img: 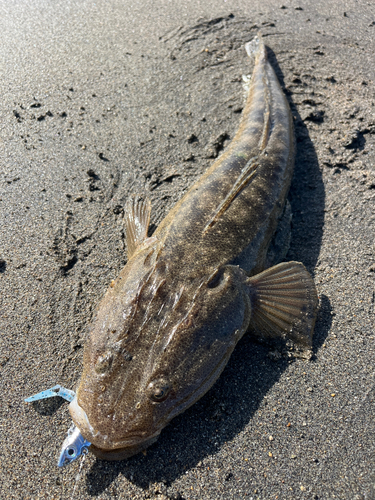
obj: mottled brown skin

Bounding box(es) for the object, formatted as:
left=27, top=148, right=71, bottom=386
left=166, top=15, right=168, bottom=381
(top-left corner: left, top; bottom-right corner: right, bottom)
left=69, top=37, right=316, bottom=460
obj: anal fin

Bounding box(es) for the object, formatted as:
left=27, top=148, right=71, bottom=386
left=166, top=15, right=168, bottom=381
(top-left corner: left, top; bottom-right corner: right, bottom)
left=246, top=261, right=318, bottom=353
left=125, top=195, right=152, bottom=259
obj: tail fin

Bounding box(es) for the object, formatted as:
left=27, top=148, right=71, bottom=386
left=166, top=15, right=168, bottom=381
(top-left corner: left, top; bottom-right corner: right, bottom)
left=245, top=33, right=266, bottom=62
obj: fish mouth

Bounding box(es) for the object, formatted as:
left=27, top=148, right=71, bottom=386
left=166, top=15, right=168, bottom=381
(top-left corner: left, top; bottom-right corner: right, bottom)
left=68, top=397, right=161, bottom=452
left=89, top=433, right=160, bottom=460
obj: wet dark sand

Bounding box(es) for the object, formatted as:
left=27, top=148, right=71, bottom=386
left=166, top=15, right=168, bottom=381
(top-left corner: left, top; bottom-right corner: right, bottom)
left=1, top=1, right=374, bottom=498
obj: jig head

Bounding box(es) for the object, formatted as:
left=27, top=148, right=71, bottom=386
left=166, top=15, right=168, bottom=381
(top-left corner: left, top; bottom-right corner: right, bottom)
left=25, top=385, right=91, bottom=467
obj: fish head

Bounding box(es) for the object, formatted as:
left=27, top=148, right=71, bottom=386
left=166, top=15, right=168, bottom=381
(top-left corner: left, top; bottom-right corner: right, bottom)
left=70, top=257, right=251, bottom=460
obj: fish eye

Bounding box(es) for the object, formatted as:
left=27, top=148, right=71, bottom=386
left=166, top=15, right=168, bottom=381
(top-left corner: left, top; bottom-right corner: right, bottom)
left=147, top=379, right=170, bottom=402
left=207, top=268, right=227, bottom=289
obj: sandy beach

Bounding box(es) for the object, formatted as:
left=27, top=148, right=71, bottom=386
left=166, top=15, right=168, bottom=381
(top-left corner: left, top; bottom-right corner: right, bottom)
left=1, top=1, right=374, bottom=498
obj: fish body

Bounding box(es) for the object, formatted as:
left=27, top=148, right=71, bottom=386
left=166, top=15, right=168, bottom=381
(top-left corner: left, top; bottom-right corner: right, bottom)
left=69, top=35, right=318, bottom=460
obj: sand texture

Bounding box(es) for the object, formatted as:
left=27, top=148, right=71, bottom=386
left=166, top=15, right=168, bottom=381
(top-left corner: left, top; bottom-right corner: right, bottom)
left=1, top=1, right=374, bottom=498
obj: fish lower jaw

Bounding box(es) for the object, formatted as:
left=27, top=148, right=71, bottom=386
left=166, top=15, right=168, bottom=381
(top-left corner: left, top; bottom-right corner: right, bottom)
left=68, top=397, right=161, bottom=458
left=83, top=429, right=161, bottom=452
left=89, top=434, right=160, bottom=461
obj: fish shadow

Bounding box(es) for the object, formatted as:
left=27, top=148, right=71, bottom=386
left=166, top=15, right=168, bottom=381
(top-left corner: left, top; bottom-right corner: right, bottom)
left=85, top=295, right=331, bottom=496
left=85, top=298, right=332, bottom=496
left=266, top=46, right=324, bottom=274
left=84, top=339, right=291, bottom=495
left=84, top=44, right=331, bottom=496
left=265, top=47, right=332, bottom=354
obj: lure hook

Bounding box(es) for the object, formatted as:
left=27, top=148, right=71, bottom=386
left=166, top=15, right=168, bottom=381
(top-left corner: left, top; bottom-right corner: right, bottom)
left=25, top=385, right=91, bottom=466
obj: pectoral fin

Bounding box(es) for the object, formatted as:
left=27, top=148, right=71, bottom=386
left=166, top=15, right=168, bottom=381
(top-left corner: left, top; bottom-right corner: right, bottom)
left=125, top=195, right=152, bottom=259
left=246, top=261, right=318, bottom=351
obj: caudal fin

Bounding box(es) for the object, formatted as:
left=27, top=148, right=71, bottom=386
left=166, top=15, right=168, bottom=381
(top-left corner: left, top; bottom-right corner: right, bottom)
left=245, top=33, right=266, bottom=61
left=246, top=261, right=318, bottom=352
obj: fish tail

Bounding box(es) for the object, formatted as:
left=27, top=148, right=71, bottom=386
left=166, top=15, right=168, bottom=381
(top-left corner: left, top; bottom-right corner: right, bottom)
left=245, top=33, right=266, bottom=62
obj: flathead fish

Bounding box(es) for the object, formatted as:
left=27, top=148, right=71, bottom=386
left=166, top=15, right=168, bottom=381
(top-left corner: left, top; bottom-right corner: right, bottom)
left=27, top=34, right=318, bottom=463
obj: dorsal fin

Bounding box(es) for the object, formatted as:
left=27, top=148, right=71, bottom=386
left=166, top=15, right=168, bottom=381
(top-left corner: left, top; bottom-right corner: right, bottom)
left=125, top=195, right=152, bottom=259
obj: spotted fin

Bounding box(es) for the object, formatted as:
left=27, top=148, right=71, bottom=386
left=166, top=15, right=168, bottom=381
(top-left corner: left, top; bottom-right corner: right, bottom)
left=125, top=195, right=152, bottom=259
left=246, top=261, right=318, bottom=351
